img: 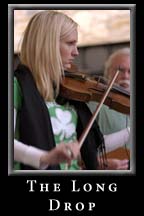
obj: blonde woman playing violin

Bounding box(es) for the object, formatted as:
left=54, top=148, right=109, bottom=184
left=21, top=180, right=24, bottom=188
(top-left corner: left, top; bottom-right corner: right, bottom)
left=14, top=11, right=129, bottom=170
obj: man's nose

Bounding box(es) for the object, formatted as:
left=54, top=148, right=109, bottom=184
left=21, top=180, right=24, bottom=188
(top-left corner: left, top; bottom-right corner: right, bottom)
left=123, top=70, right=130, bottom=79
left=120, top=68, right=130, bottom=79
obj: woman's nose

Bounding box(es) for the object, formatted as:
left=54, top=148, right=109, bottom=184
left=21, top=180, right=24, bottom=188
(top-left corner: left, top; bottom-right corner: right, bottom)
left=72, top=46, right=79, bottom=56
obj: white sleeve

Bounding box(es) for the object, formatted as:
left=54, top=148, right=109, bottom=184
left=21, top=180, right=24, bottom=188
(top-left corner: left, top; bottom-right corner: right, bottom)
left=104, top=127, right=130, bottom=153
left=14, top=108, right=48, bottom=169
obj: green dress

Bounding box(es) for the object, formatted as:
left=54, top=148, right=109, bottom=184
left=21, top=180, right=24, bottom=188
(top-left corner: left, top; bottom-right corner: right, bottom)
left=14, top=77, right=79, bottom=170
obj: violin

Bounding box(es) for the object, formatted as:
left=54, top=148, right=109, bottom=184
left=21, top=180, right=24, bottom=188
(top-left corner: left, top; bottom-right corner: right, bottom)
left=60, top=70, right=130, bottom=115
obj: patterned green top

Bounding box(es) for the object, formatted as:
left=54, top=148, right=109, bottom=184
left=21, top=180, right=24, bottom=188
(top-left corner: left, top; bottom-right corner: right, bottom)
left=14, top=77, right=80, bottom=170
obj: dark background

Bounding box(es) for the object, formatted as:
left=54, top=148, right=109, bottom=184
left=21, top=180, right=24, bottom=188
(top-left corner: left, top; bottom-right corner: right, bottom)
left=2, top=2, right=143, bottom=216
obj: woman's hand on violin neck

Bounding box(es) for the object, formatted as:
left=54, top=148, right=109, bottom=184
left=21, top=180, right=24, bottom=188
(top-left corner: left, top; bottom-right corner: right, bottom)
left=40, top=141, right=80, bottom=166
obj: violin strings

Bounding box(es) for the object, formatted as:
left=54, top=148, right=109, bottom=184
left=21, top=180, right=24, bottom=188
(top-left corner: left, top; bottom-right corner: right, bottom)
left=101, top=141, right=108, bottom=169
left=98, top=140, right=108, bottom=169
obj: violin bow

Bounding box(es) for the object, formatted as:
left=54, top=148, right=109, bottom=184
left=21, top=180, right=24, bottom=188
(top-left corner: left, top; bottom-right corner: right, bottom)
left=79, top=68, right=120, bottom=148
left=64, top=69, right=120, bottom=170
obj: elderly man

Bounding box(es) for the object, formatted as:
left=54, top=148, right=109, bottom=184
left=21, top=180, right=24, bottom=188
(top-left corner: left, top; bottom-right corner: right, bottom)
left=88, top=48, right=131, bottom=170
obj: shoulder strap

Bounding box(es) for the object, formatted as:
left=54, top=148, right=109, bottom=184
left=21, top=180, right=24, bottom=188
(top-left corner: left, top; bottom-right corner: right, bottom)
left=14, top=64, right=60, bottom=170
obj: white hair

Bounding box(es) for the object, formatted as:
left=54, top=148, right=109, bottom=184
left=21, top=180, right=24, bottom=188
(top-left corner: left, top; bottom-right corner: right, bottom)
left=104, top=47, right=130, bottom=78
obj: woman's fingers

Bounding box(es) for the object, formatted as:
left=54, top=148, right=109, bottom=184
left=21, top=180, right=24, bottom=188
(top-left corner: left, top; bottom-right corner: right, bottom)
left=43, top=141, right=80, bottom=166
left=65, top=141, right=80, bottom=159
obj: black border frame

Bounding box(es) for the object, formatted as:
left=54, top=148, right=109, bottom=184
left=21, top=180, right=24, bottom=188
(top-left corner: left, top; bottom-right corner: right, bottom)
left=8, top=4, right=136, bottom=176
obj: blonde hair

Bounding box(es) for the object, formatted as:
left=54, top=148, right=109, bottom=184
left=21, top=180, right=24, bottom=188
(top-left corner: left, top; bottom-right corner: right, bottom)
left=20, top=10, right=78, bottom=100
left=104, top=48, right=130, bottom=79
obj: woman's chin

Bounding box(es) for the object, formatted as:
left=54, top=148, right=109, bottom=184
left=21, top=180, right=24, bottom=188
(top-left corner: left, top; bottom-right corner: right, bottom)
left=63, top=63, right=72, bottom=70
